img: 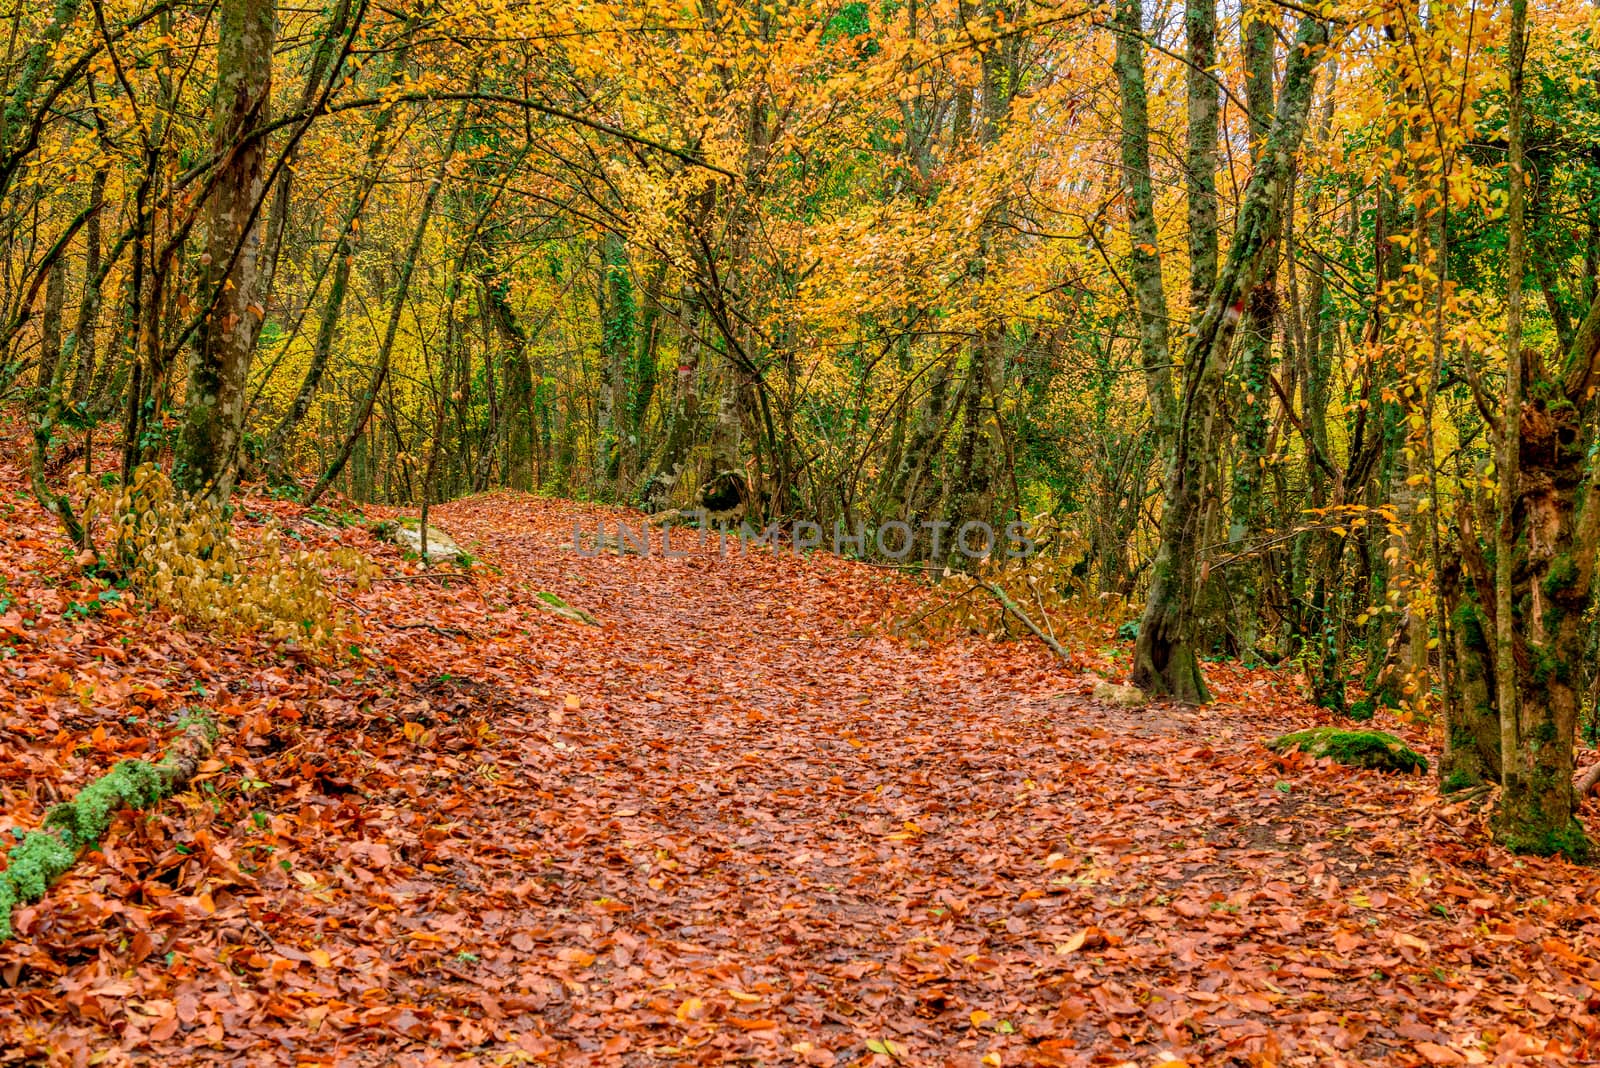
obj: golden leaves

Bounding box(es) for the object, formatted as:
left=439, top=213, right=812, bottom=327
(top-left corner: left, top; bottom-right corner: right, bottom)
left=75, top=466, right=373, bottom=651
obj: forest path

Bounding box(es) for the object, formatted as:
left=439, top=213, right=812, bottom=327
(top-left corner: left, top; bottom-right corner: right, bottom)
left=4, top=488, right=1590, bottom=1067
left=388, top=493, right=1508, bottom=1067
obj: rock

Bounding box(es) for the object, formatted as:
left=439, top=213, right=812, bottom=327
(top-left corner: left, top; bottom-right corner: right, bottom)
left=1093, top=680, right=1147, bottom=708
left=533, top=591, right=598, bottom=626
left=1268, top=726, right=1428, bottom=774
left=373, top=518, right=465, bottom=563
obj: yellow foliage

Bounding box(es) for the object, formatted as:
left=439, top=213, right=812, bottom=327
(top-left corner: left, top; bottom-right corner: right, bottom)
left=75, top=467, right=378, bottom=651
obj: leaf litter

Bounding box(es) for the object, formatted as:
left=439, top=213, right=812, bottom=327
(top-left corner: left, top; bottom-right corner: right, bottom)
left=0, top=468, right=1596, bottom=1066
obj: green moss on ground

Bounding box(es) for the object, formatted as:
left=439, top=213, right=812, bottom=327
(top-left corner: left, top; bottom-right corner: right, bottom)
left=0, top=714, right=215, bottom=940
left=1268, top=726, right=1428, bottom=774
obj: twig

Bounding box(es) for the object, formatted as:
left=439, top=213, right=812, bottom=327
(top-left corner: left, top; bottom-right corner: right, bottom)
left=975, top=580, right=1075, bottom=667
left=385, top=622, right=475, bottom=639
left=894, top=583, right=983, bottom=633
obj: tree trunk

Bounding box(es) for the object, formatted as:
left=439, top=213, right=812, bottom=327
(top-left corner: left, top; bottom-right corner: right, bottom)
left=640, top=294, right=704, bottom=512
left=1223, top=10, right=1280, bottom=653
left=595, top=232, right=634, bottom=491
left=1112, top=0, right=1177, bottom=441
left=1133, top=14, right=1330, bottom=702
left=1184, top=0, right=1218, bottom=315
left=172, top=0, right=275, bottom=500
left=66, top=167, right=107, bottom=404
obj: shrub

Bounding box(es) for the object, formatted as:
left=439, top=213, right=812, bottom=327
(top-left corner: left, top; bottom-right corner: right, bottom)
left=76, top=466, right=377, bottom=650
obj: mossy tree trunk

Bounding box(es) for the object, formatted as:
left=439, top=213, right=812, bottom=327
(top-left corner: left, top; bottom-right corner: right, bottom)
left=595, top=232, right=635, bottom=492
left=1487, top=0, right=1595, bottom=858
left=1223, top=9, right=1279, bottom=655
left=1439, top=540, right=1501, bottom=791
left=1112, top=0, right=1177, bottom=443
left=1132, top=14, right=1330, bottom=702
left=172, top=0, right=275, bottom=500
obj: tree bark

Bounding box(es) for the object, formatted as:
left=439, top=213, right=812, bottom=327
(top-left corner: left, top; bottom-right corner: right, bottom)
left=1113, top=0, right=1176, bottom=441
left=1133, top=14, right=1330, bottom=702
left=172, top=0, right=275, bottom=500
left=1184, top=0, right=1218, bottom=315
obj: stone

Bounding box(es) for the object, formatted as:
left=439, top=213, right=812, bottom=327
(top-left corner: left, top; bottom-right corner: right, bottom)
left=1093, top=680, right=1147, bottom=708
left=1268, top=727, right=1428, bottom=774
left=373, top=518, right=464, bottom=563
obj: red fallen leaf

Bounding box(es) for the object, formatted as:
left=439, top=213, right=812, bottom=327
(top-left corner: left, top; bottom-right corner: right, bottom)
left=727, top=1016, right=781, bottom=1030
left=1413, top=1041, right=1466, bottom=1065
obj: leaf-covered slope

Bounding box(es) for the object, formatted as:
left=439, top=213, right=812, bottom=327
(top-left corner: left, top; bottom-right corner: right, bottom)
left=0, top=458, right=1596, bottom=1064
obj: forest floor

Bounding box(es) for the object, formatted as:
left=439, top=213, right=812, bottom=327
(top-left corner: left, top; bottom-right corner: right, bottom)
left=1, top=454, right=1598, bottom=1066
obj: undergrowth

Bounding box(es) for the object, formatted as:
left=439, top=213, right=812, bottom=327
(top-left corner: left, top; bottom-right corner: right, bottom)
left=884, top=516, right=1101, bottom=645
left=75, top=466, right=378, bottom=650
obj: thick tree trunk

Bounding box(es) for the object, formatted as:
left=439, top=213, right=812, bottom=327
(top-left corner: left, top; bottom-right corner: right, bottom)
left=172, top=0, right=275, bottom=500
left=1494, top=382, right=1590, bottom=856
left=640, top=295, right=704, bottom=513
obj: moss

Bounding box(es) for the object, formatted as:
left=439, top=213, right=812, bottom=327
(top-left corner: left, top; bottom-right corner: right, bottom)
left=1347, top=696, right=1376, bottom=721
left=1542, top=553, right=1578, bottom=597
left=42, top=760, right=166, bottom=849
left=1268, top=727, right=1428, bottom=774
left=1, top=714, right=213, bottom=940
left=1451, top=603, right=1486, bottom=647
left=1442, top=769, right=1477, bottom=794
left=1496, top=819, right=1591, bottom=863
left=1529, top=646, right=1570, bottom=686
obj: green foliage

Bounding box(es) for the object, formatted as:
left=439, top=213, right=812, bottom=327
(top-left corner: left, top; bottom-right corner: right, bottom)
left=1268, top=727, right=1428, bottom=774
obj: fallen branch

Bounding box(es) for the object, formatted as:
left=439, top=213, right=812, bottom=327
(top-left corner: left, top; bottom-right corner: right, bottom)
left=1578, top=762, right=1600, bottom=799
left=386, top=622, right=475, bottom=638
left=976, top=580, right=1075, bottom=667
left=893, top=582, right=983, bottom=634
left=0, top=712, right=217, bottom=940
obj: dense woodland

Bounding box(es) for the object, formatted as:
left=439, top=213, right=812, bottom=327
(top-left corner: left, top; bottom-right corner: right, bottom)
left=3, top=0, right=1600, bottom=873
